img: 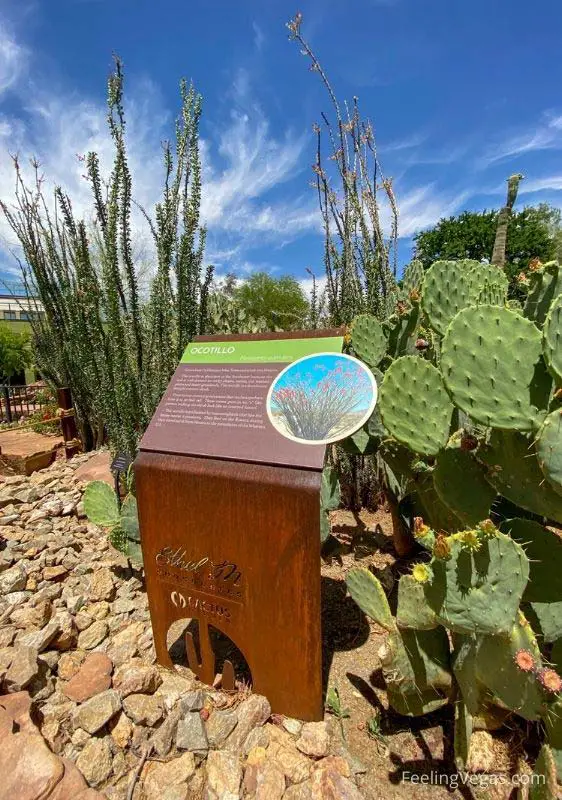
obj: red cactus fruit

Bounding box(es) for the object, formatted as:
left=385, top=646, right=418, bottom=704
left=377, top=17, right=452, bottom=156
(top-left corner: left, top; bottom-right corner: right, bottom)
left=415, top=338, right=429, bottom=350
left=537, top=668, right=562, bottom=694
left=513, top=649, right=536, bottom=673
left=460, top=433, right=478, bottom=451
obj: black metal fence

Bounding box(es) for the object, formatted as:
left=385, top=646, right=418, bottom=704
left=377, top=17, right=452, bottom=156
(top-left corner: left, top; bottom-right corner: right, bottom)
left=1, top=385, right=48, bottom=423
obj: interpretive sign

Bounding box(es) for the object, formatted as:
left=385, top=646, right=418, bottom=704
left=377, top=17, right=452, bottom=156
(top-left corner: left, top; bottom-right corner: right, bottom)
left=139, top=333, right=345, bottom=469
left=135, top=329, right=366, bottom=721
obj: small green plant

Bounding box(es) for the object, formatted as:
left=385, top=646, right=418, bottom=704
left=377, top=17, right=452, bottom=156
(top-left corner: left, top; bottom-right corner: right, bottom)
left=83, top=480, right=142, bottom=565
left=366, top=711, right=388, bottom=751
left=326, top=686, right=350, bottom=740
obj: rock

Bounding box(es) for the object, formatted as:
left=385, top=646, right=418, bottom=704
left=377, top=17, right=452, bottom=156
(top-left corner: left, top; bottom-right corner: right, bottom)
left=48, top=757, right=88, bottom=799
left=111, top=598, right=135, bottom=615
left=271, top=743, right=311, bottom=784
left=75, top=612, right=94, bottom=632
left=467, top=731, right=496, bottom=773
left=123, top=693, right=163, bottom=726
left=205, top=750, right=242, bottom=798
left=113, top=658, right=161, bottom=697
left=255, top=760, right=285, bottom=800
left=282, top=717, right=303, bottom=736
left=156, top=673, right=194, bottom=711
left=88, top=569, right=115, bottom=602
left=0, top=690, right=35, bottom=733
left=0, top=706, right=13, bottom=737
left=313, top=756, right=351, bottom=779
left=161, top=786, right=190, bottom=800
left=64, top=652, right=113, bottom=702
left=77, top=620, right=108, bottom=650
left=11, top=598, right=52, bottom=629
left=283, top=782, right=314, bottom=800
left=0, top=732, right=64, bottom=800
left=150, top=708, right=181, bottom=757
left=0, top=564, right=27, bottom=594
left=51, top=612, right=78, bottom=650
left=43, top=566, right=68, bottom=582
left=179, top=689, right=205, bottom=712
left=106, top=640, right=138, bottom=667
left=108, top=711, right=133, bottom=749
left=224, top=694, right=271, bottom=753
left=296, top=721, right=330, bottom=758
left=74, top=452, right=113, bottom=486
left=73, top=689, right=121, bottom=734
left=4, top=646, right=39, bottom=691
left=111, top=621, right=145, bottom=647
left=65, top=595, right=85, bottom=614
left=206, top=709, right=238, bottom=748
left=75, top=736, right=113, bottom=787
left=19, top=620, right=61, bottom=653
left=310, top=766, right=364, bottom=799
left=58, top=651, right=86, bottom=680
left=243, top=725, right=270, bottom=755
left=176, top=711, right=208, bottom=754
left=142, top=752, right=196, bottom=800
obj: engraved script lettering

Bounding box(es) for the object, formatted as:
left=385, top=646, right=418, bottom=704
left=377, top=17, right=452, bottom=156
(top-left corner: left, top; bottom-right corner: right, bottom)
left=169, top=590, right=231, bottom=622
left=155, top=547, right=244, bottom=602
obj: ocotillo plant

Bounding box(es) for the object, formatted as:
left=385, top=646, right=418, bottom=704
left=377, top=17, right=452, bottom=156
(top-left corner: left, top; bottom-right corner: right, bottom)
left=1, top=58, right=212, bottom=457
left=287, top=12, right=398, bottom=325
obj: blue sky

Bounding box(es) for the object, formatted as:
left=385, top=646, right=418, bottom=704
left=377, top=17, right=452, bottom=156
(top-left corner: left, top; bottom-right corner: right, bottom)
left=0, top=0, right=561, bottom=294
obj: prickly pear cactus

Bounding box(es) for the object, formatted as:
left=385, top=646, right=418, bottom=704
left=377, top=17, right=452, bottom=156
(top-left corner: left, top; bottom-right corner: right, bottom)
left=542, top=292, right=562, bottom=382
left=536, top=410, right=562, bottom=498
left=475, top=613, right=545, bottom=720
left=396, top=573, right=438, bottom=630
left=346, top=568, right=395, bottom=632
left=421, top=259, right=480, bottom=336
left=479, top=429, right=562, bottom=523
left=379, top=356, right=453, bottom=456
left=351, top=314, right=387, bottom=367
left=528, top=744, right=559, bottom=799
left=524, top=261, right=562, bottom=326
left=83, top=481, right=120, bottom=527
left=423, top=529, right=530, bottom=635
left=441, top=305, right=551, bottom=431
left=433, top=445, right=496, bottom=527
left=402, top=259, right=424, bottom=296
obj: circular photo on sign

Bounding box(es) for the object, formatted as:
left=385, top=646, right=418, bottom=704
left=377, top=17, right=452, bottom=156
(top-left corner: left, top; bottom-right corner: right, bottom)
left=266, top=353, right=377, bottom=445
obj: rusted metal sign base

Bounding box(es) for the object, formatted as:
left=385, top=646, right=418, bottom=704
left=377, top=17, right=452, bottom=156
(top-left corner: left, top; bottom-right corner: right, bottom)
left=135, top=451, right=323, bottom=721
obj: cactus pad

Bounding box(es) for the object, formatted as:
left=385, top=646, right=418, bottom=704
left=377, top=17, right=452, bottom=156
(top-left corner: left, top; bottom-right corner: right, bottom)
left=346, top=568, right=395, bottom=632
left=402, top=259, right=425, bottom=295
left=83, top=481, right=120, bottom=528
left=421, top=259, right=480, bottom=336
left=433, top=446, right=496, bottom=527
left=537, top=410, right=562, bottom=497
left=500, top=518, right=562, bottom=604
left=479, top=429, right=562, bottom=523
left=396, top=574, right=438, bottom=630
left=441, top=305, right=551, bottom=431
left=524, top=262, right=562, bottom=326
left=383, top=627, right=452, bottom=696
left=529, top=744, right=559, bottom=798
left=525, top=601, right=562, bottom=644
left=424, top=531, right=529, bottom=635
left=384, top=305, right=420, bottom=358
left=476, top=275, right=508, bottom=306
left=351, top=314, right=387, bottom=367
left=544, top=698, right=562, bottom=784
left=415, top=473, right=464, bottom=533
left=379, top=356, right=453, bottom=456
left=454, top=701, right=472, bottom=770
left=542, top=292, right=562, bottom=383
left=475, top=614, right=544, bottom=721
left=386, top=686, right=449, bottom=717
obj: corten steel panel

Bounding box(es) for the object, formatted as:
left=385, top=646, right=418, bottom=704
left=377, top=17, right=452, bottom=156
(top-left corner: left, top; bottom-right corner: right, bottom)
left=135, top=451, right=324, bottom=721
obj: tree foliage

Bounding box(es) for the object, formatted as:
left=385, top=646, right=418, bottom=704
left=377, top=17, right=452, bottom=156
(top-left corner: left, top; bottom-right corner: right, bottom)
left=414, top=205, right=560, bottom=270
left=233, top=272, right=310, bottom=331
left=0, top=324, right=30, bottom=382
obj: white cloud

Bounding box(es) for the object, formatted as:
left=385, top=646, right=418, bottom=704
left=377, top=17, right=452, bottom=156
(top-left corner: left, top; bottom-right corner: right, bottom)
left=482, top=113, right=562, bottom=165
left=518, top=175, right=562, bottom=195
left=252, top=22, right=265, bottom=52
left=0, top=23, right=25, bottom=95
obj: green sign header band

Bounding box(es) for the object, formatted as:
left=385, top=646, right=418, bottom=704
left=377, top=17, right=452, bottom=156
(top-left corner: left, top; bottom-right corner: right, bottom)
left=181, top=336, right=344, bottom=364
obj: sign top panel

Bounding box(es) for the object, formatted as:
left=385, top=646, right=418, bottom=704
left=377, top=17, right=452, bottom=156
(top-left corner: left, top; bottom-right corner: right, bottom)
left=139, top=330, right=345, bottom=471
